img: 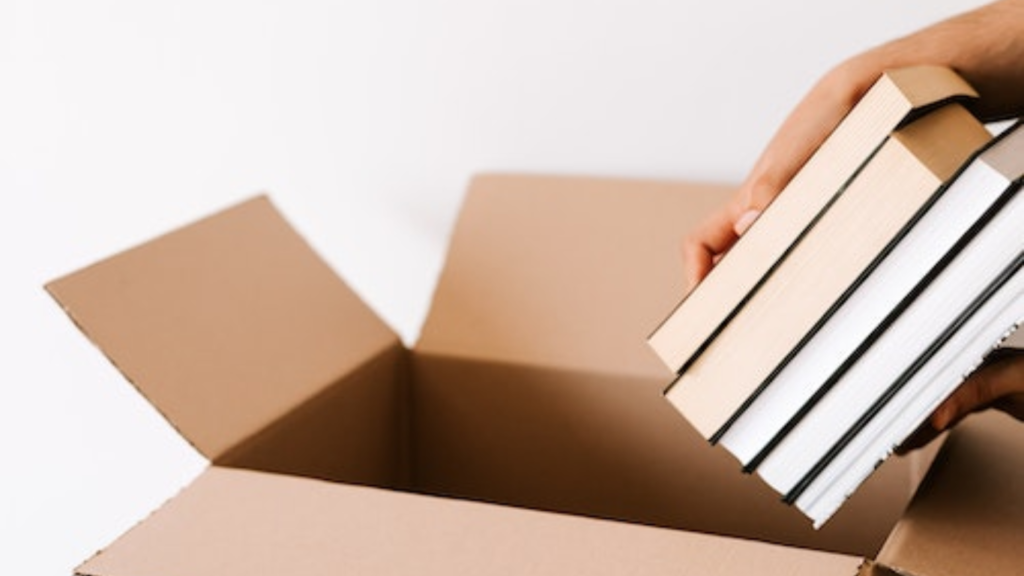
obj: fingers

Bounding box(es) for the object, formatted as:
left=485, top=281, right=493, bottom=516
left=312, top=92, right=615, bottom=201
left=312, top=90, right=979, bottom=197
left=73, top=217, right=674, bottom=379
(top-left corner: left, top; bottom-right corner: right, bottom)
left=733, top=209, right=761, bottom=237
left=682, top=206, right=740, bottom=291
left=896, top=350, right=1024, bottom=454
left=894, top=420, right=943, bottom=455
left=737, top=61, right=873, bottom=207
left=930, top=348, right=1024, bottom=430
left=681, top=59, right=877, bottom=290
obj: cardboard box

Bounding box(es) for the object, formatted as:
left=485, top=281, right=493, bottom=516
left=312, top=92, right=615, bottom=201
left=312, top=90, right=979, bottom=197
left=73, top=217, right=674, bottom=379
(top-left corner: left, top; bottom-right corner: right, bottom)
left=48, top=175, right=1023, bottom=575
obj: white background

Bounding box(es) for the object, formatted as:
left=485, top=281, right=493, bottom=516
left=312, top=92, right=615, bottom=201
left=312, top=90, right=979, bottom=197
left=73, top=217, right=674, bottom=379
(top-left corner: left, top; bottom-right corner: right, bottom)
left=0, top=0, right=987, bottom=573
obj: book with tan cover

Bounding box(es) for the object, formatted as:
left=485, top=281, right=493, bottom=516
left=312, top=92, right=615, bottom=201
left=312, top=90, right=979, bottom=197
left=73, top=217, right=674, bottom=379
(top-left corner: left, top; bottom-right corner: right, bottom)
left=664, top=103, right=991, bottom=440
left=648, top=67, right=976, bottom=374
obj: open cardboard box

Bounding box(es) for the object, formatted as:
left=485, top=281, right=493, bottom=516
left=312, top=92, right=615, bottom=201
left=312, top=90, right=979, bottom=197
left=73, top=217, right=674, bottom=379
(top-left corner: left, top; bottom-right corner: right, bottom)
left=48, top=175, right=1024, bottom=575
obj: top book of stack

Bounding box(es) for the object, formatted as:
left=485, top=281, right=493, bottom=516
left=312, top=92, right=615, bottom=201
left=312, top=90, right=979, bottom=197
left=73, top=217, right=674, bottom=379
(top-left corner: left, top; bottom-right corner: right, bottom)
left=668, top=101, right=992, bottom=440
left=647, top=66, right=977, bottom=377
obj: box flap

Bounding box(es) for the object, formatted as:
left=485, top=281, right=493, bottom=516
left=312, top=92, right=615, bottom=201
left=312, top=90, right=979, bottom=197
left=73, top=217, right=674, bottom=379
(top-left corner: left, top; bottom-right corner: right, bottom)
left=417, top=174, right=732, bottom=377
left=875, top=412, right=1024, bottom=576
left=77, top=466, right=865, bottom=576
left=47, top=196, right=399, bottom=461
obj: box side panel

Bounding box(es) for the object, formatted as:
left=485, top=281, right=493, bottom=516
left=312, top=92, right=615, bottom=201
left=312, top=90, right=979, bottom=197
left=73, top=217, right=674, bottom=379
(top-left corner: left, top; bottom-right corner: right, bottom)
left=416, top=174, right=732, bottom=377
left=216, top=342, right=411, bottom=489
left=46, top=196, right=399, bottom=460
left=877, top=411, right=1024, bottom=576
left=76, top=467, right=863, bottom=576
left=411, top=352, right=921, bottom=557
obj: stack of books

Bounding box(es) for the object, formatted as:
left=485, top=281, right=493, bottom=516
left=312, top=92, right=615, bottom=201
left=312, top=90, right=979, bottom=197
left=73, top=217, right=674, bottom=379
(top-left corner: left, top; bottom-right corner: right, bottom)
left=648, top=65, right=1024, bottom=528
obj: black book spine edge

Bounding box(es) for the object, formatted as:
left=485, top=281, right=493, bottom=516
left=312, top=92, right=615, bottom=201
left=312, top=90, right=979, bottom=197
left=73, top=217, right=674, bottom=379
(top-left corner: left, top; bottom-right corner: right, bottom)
left=716, top=173, right=953, bottom=449
left=719, top=124, right=1022, bottom=454
left=784, top=248, right=1024, bottom=504
left=741, top=183, right=1019, bottom=470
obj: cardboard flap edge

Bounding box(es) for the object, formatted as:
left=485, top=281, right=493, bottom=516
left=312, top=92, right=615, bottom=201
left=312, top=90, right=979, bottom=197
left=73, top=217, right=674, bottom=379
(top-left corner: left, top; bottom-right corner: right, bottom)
left=417, top=173, right=732, bottom=375
left=47, top=195, right=400, bottom=459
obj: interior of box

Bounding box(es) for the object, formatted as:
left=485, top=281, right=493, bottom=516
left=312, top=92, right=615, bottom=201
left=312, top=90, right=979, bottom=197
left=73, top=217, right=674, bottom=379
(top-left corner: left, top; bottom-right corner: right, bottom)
left=48, top=175, right=941, bottom=566
left=410, top=351, right=929, bottom=556
left=406, top=174, right=934, bottom=556
left=875, top=411, right=1024, bottom=576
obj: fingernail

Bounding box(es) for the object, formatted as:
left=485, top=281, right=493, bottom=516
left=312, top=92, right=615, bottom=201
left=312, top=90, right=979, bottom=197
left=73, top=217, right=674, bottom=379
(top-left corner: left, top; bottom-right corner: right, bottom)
left=734, top=209, right=761, bottom=236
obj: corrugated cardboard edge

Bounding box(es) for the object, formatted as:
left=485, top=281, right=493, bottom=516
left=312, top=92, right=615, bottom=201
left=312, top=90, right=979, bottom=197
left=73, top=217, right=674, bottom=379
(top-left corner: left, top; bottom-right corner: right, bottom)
left=73, top=471, right=200, bottom=576
left=46, top=195, right=402, bottom=466
left=44, top=281, right=209, bottom=461
left=75, top=467, right=867, bottom=576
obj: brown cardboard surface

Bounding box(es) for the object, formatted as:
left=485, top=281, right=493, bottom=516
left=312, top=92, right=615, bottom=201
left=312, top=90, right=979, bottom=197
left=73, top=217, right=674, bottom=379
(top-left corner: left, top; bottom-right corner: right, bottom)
left=412, top=352, right=930, bottom=557
left=46, top=196, right=401, bottom=463
left=876, top=412, right=1024, bottom=576
left=217, top=342, right=410, bottom=488
left=412, top=174, right=926, bottom=557
left=76, top=466, right=865, bottom=576
left=51, top=177, right=994, bottom=576
left=417, top=174, right=732, bottom=377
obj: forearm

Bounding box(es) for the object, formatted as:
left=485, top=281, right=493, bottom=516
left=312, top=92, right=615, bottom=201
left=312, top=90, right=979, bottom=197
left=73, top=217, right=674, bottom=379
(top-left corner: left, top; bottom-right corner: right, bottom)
left=854, top=0, right=1024, bottom=120
left=753, top=0, right=1024, bottom=209
left=686, top=0, right=1024, bottom=289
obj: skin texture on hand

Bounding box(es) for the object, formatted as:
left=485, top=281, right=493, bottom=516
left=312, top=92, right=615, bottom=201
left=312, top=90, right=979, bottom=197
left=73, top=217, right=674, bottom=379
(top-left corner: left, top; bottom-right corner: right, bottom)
left=898, top=348, right=1024, bottom=452
left=682, top=0, right=1024, bottom=447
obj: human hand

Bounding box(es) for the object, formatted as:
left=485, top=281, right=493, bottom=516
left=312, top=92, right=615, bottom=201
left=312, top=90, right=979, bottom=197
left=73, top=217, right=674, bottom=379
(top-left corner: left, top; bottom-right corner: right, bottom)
left=897, top=348, right=1024, bottom=452
left=681, top=0, right=1024, bottom=449
left=683, top=0, right=1024, bottom=291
